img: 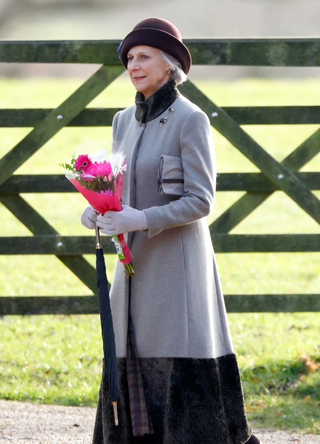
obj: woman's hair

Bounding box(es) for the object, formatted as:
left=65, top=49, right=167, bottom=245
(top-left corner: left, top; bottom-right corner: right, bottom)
left=160, top=51, right=188, bottom=85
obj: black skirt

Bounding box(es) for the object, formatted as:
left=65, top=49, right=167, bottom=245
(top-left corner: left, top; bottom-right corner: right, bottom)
left=92, top=354, right=252, bottom=444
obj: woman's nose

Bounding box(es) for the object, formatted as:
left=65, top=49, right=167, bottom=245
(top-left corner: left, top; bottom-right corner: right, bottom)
left=129, top=58, right=141, bottom=70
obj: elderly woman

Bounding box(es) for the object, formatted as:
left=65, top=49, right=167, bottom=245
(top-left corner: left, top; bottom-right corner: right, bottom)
left=81, top=17, right=260, bottom=444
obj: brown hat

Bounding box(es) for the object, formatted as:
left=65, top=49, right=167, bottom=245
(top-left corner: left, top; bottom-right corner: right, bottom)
left=118, top=17, right=191, bottom=74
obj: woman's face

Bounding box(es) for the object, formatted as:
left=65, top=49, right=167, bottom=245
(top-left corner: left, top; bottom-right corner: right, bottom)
left=127, top=46, right=171, bottom=98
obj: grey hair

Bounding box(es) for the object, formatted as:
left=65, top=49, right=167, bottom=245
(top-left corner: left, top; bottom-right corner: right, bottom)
left=160, top=51, right=188, bottom=85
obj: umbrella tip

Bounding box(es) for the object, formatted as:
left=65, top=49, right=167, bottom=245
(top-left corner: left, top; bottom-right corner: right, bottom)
left=112, top=402, right=119, bottom=426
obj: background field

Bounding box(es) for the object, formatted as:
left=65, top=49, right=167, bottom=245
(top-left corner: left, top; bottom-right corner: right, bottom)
left=0, top=75, right=320, bottom=433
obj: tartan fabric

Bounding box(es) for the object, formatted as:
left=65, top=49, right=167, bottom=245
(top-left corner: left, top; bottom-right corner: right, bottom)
left=127, top=313, right=154, bottom=437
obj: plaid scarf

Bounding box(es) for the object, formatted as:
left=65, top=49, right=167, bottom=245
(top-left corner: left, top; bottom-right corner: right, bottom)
left=126, top=282, right=154, bottom=437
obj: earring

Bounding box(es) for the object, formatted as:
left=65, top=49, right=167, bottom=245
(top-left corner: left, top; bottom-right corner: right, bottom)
left=167, top=69, right=172, bottom=74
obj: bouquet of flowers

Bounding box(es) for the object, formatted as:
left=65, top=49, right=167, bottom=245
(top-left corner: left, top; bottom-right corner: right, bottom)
left=61, top=149, right=134, bottom=277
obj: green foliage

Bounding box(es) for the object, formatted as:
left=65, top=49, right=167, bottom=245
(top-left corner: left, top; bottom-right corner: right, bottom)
left=1, top=76, right=320, bottom=432
left=59, top=153, right=77, bottom=173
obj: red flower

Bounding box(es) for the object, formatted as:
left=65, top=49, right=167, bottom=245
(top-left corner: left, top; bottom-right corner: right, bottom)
left=75, top=154, right=92, bottom=171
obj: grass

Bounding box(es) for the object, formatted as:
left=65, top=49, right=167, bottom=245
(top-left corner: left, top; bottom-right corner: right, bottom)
left=0, top=314, right=103, bottom=406
left=0, top=74, right=320, bottom=432
left=0, top=313, right=319, bottom=432
left=230, top=312, right=320, bottom=433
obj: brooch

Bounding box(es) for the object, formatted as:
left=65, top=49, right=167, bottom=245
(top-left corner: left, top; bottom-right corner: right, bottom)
left=159, top=117, right=167, bottom=126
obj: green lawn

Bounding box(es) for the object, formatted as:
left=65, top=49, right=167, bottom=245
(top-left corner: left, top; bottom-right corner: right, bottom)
left=0, top=75, right=320, bottom=433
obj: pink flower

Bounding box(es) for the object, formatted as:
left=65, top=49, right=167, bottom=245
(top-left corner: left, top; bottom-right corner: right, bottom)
left=75, top=154, right=92, bottom=171
left=95, top=161, right=112, bottom=177
left=85, top=163, right=97, bottom=176
left=81, top=163, right=97, bottom=181
left=100, top=190, right=113, bottom=196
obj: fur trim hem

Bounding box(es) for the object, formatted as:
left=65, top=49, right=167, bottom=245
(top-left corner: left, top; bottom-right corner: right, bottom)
left=93, top=354, right=251, bottom=444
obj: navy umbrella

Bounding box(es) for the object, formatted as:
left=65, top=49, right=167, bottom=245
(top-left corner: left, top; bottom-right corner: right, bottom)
left=95, top=225, right=118, bottom=426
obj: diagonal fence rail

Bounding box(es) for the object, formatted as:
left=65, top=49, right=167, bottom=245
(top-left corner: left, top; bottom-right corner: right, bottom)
left=0, top=39, right=320, bottom=315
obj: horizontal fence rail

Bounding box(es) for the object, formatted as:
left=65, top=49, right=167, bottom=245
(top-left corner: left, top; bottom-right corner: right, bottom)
left=1, top=294, right=320, bottom=316
left=1, top=107, right=320, bottom=127
left=1, top=39, right=320, bottom=66
left=2, top=172, right=320, bottom=194
left=1, top=38, right=320, bottom=314
left=1, top=234, right=320, bottom=255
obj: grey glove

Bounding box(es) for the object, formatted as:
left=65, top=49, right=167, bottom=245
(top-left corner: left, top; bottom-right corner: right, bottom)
left=80, top=205, right=98, bottom=230
left=96, top=205, right=148, bottom=235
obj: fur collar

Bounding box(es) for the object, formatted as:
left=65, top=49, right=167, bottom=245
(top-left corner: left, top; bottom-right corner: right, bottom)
left=135, top=79, right=179, bottom=124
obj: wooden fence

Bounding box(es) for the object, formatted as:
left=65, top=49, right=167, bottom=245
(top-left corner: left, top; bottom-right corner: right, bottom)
left=1, top=38, right=320, bottom=315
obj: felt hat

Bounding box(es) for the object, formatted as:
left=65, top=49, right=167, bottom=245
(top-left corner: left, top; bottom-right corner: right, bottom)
left=119, top=17, right=191, bottom=74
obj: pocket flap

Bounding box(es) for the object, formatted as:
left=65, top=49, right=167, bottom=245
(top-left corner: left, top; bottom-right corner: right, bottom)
left=158, top=155, right=184, bottom=197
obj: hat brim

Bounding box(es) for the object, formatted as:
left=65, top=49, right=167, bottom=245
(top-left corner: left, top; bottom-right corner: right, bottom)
left=119, top=28, right=191, bottom=74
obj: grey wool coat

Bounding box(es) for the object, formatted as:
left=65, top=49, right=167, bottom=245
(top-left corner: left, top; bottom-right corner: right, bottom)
left=110, top=91, right=234, bottom=360
left=93, top=80, right=251, bottom=444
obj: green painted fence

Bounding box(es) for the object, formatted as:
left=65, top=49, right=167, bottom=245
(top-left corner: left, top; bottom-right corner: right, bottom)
left=1, top=38, right=320, bottom=315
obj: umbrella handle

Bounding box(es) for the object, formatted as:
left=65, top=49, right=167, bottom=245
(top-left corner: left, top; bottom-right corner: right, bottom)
left=95, top=224, right=102, bottom=249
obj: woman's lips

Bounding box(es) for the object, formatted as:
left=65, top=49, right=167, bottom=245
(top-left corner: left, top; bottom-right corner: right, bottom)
left=134, top=76, right=146, bottom=81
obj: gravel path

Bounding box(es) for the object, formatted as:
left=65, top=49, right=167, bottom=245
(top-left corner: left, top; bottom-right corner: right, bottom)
left=0, top=400, right=319, bottom=443
left=0, top=400, right=95, bottom=443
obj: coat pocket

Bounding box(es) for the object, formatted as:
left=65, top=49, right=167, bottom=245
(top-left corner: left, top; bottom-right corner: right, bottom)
left=158, top=155, right=184, bottom=197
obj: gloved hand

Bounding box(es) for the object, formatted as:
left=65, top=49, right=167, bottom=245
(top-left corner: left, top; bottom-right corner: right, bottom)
left=96, top=205, right=148, bottom=235
left=80, top=205, right=98, bottom=230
